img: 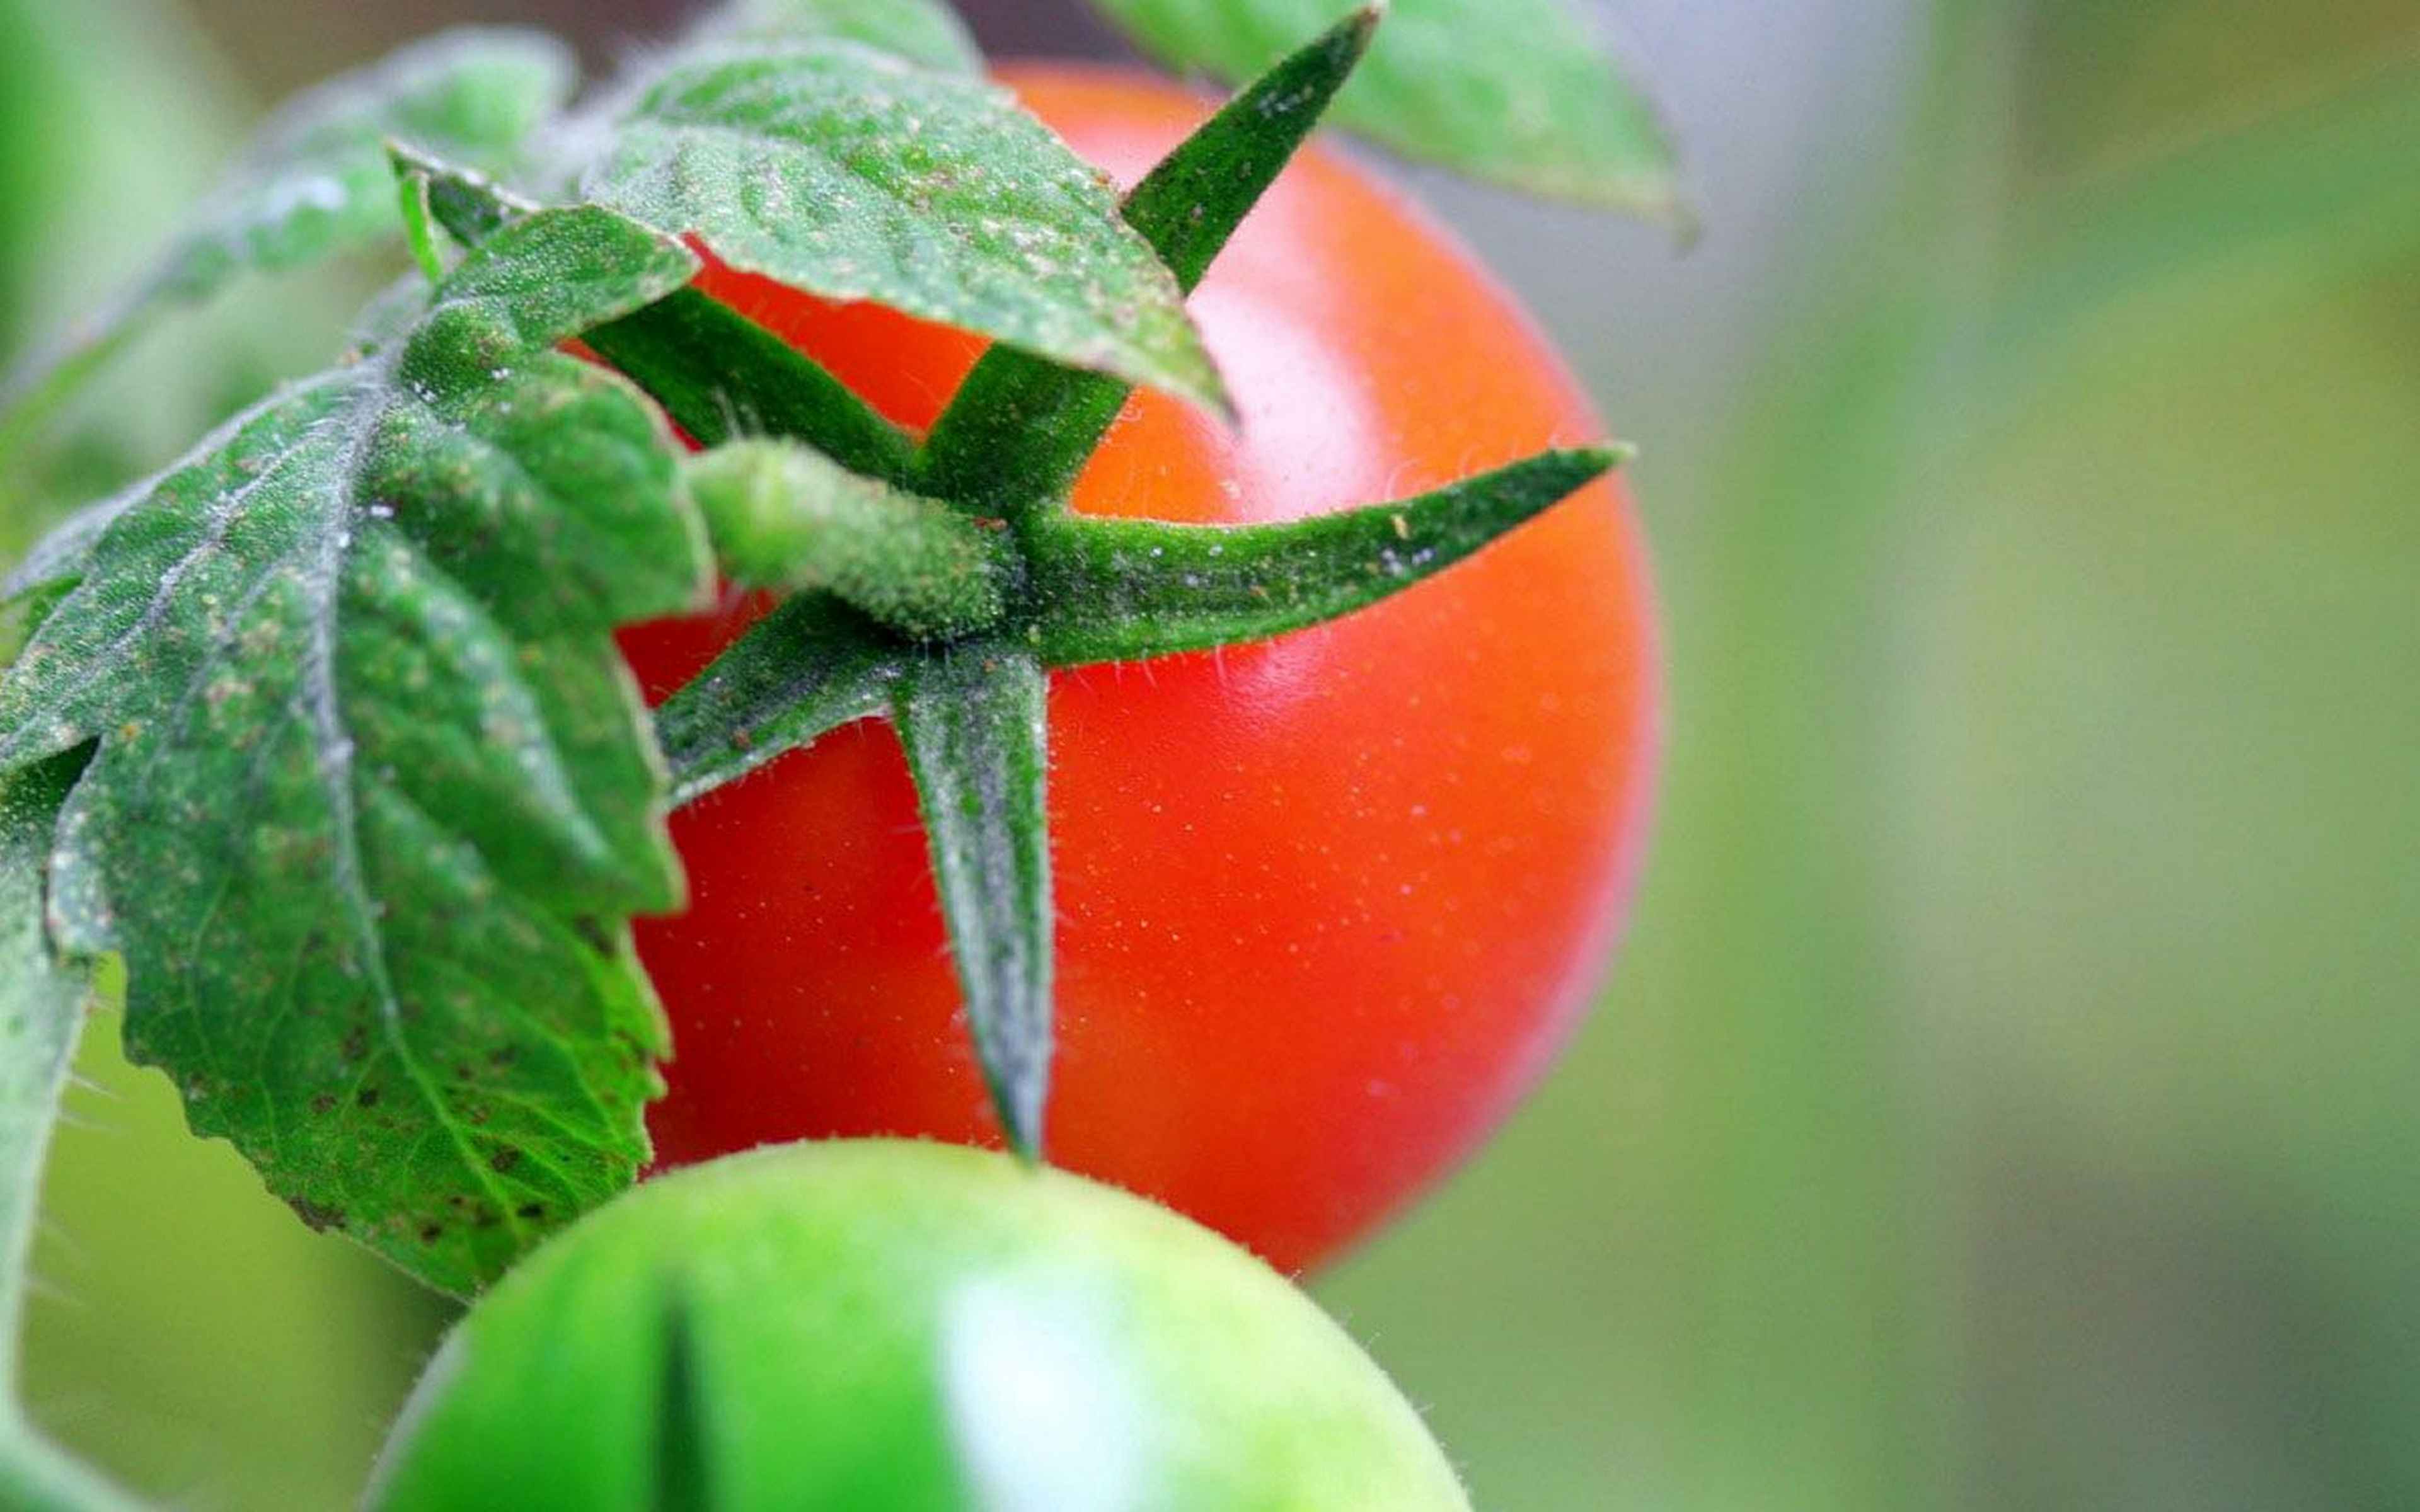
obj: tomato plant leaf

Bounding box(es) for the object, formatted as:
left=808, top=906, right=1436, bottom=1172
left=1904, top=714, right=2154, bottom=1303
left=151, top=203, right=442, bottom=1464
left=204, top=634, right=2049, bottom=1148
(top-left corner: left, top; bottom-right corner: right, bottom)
left=654, top=595, right=904, bottom=806
left=580, top=42, right=1231, bottom=417
left=0, top=28, right=577, bottom=462
left=0, top=753, right=84, bottom=1377
left=0, top=207, right=708, bottom=1296
left=0, top=749, right=141, bottom=1512
left=1085, top=0, right=1683, bottom=219
left=685, top=0, right=981, bottom=74
left=398, top=144, right=919, bottom=485
left=688, top=441, right=1006, bottom=641
left=1027, top=446, right=1623, bottom=665
left=891, top=647, right=1052, bottom=1158
left=918, top=4, right=1379, bottom=518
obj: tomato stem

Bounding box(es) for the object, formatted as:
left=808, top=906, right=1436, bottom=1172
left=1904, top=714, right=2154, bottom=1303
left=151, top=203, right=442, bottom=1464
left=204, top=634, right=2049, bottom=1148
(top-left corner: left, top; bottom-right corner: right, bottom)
left=687, top=441, right=1008, bottom=641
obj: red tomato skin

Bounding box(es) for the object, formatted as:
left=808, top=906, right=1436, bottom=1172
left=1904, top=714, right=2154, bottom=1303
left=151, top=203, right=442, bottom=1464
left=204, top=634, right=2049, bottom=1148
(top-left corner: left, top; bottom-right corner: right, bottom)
left=619, top=67, right=1661, bottom=1273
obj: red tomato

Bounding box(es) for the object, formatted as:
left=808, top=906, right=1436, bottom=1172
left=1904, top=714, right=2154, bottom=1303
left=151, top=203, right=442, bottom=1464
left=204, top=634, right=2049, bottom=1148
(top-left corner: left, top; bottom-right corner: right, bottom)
left=619, top=66, right=1660, bottom=1273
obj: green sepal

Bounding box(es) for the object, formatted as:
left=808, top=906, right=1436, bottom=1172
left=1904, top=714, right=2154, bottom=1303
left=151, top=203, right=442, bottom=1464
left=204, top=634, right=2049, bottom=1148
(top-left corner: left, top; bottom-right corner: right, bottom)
left=585, top=298, right=916, bottom=483
left=1027, top=447, right=1623, bottom=666
left=1123, top=4, right=1384, bottom=295
left=394, top=144, right=918, bottom=484
left=654, top=594, right=905, bottom=805
left=916, top=6, right=1380, bottom=520
left=687, top=441, right=1008, bottom=641
left=890, top=648, right=1052, bottom=1158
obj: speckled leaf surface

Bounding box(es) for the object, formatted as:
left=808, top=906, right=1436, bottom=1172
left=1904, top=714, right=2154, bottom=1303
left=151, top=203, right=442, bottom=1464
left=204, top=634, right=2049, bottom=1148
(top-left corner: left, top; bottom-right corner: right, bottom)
left=688, top=0, right=981, bottom=72
left=1085, top=0, right=1682, bottom=218
left=1, top=28, right=577, bottom=447
left=583, top=42, right=1228, bottom=413
left=0, top=207, right=707, bottom=1295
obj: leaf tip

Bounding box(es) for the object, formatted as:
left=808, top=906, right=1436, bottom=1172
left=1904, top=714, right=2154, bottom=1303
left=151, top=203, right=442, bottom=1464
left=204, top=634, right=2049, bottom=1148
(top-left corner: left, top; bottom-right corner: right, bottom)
left=1193, top=360, right=1241, bottom=428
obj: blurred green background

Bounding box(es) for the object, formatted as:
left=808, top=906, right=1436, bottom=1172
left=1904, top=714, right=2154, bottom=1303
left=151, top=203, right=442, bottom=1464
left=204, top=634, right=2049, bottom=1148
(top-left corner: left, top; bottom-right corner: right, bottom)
left=6, top=0, right=2417, bottom=1506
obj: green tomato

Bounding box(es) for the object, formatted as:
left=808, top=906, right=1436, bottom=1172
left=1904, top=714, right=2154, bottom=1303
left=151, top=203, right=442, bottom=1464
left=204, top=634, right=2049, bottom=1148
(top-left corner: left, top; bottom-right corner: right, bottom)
left=368, top=1140, right=1470, bottom=1511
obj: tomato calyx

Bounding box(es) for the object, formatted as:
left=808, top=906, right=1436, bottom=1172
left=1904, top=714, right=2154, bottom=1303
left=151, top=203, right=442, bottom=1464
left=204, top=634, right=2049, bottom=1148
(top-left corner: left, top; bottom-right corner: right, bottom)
left=408, top=6, right=1631, bottom=1160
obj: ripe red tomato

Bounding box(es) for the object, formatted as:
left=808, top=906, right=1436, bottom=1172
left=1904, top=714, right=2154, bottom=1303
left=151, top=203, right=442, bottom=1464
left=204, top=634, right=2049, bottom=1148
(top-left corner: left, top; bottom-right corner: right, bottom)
left=619, top=67, right=1660, bottom=1273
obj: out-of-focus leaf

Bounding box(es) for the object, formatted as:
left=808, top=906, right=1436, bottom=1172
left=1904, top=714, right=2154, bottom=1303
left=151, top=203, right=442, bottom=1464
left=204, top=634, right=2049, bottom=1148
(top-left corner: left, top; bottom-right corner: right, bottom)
left=0, top=0, right=275, bottom=553
left=0, top=28, right=576, bottom=458
left=686, top=0, right=981, bottom=72
left=1997, top=57, right=2420, bottom=379
left=1085, top=0, right=1681, bottom=218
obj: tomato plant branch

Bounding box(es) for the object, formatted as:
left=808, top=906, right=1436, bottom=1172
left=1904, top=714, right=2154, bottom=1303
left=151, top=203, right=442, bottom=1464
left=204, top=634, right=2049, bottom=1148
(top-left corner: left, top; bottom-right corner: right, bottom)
left=686, top=442, right=1008, bottom=641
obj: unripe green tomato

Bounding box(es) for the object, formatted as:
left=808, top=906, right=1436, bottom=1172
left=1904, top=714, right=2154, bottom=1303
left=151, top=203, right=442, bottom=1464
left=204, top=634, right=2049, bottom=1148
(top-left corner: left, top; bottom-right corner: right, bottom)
left=368, top=1140, right=1470, bottom=1511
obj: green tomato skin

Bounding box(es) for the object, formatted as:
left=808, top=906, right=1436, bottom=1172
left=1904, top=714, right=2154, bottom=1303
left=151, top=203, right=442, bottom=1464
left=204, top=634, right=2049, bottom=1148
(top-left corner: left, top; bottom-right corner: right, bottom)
left=367, top=1140, right=1470, bottom=1512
